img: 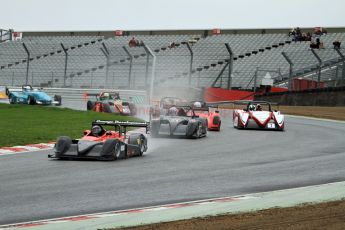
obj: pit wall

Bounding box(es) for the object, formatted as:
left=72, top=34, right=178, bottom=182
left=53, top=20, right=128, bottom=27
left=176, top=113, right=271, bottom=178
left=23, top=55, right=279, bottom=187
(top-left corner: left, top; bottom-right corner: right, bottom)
left=255, top=86, right=345, bottom=106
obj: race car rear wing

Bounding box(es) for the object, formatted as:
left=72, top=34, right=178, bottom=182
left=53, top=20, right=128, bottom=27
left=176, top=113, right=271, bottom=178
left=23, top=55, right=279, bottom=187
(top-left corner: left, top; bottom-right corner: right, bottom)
left=93, top=120, right=149, bottom=134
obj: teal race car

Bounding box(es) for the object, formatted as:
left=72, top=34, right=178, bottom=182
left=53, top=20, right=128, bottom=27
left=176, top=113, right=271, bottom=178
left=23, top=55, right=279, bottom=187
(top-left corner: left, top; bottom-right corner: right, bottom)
left=6, top=85, right=62, bottom=105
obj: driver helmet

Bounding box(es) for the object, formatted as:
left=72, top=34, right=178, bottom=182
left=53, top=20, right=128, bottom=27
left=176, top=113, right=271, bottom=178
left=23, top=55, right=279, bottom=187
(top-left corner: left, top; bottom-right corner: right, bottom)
left=91, top=125, right=103, bottom=136
left=168, top=106, right=178, bottom=116
left=193, top=101, right=202, bottom=108
left=248, top=104, right=256, bottom=111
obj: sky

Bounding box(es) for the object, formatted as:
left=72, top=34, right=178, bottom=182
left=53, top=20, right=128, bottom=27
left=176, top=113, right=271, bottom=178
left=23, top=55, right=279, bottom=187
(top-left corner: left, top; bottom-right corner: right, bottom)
left=1, top=0, right=344, bottom=32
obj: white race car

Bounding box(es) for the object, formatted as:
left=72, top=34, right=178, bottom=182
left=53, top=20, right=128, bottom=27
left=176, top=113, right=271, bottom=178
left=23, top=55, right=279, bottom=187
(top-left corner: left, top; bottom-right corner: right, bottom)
left=233, top=101, right=284, bottom=131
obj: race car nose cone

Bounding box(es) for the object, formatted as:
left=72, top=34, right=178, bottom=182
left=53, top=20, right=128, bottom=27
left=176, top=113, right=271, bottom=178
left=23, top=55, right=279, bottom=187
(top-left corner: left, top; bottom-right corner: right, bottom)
left=78, top=140, right=101, bottom=154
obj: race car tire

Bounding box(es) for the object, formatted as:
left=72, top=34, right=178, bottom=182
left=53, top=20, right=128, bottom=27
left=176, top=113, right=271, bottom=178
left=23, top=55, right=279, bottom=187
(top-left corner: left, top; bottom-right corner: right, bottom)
left=150, top=120, right=160, bottom=138
left=102, top=103, right=112, bottom=113
left=86, top=101, right=95, bottom=111
left=54, top=136, right=72, bottom=157
left=101, top=139, right=122, bottom=160
left=54, top=95, right=62, bottom=106
left=27, top=95, right=36, bottom=105
left=128, top=133, right=147, bottom=156
left=9, top=95, right=15, bottom=104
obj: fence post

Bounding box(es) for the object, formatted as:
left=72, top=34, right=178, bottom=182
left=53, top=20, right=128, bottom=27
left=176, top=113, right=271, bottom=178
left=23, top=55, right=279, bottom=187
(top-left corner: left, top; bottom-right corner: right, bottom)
left=61, top=43, right=68, bottom=87
left=12, top=72, right=14, bottom=86
left=334, top=48, right=345, bottom=86
left=51, top=72, right=54, bottom=87
left=101, top=42, right=110, bottom=86
left=184, top=42, right=194, bottom=87
left=143, top=43, right=156, bottom=104
left=22, top=43, right=30, bottom=85
left=225, top=43, right=234, bottom=90
left=311, top=49, right=322, bottom=88
left=122, top=46, right=133, bottom=89
left=282, top=52, right=294, bottom=91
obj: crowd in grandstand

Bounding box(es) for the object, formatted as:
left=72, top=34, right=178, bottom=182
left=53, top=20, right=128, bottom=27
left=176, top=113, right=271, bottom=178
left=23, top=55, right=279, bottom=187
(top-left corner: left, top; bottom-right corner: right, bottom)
left=288, top=26, right=343, bottom=50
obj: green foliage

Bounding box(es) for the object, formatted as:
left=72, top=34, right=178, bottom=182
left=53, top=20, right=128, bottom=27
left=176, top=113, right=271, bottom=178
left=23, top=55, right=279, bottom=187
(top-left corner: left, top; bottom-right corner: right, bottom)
left=0, top=104, right=141, bottom=147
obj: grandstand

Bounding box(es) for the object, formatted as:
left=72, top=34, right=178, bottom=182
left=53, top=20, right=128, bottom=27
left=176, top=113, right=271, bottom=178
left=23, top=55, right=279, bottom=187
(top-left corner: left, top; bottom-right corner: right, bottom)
left=0, top=28, right=344, bottom=91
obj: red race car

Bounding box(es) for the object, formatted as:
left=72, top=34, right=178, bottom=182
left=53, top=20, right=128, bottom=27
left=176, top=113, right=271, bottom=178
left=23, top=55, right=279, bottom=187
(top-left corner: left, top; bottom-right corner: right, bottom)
left=49, top=120, right=149, bottom=160
left=86, top=92, right=137, bottom=116
left=191, top=102, right=221, bottom=131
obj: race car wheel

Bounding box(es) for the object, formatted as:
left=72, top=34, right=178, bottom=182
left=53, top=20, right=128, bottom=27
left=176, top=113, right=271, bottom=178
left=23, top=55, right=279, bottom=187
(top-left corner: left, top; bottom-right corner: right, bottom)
left=114, top=142, right=122, bottom=160
left=195, top=123, right=202, bottom=138
left=101, top=139, right=122, bottom=160
left=129, top=133, right=146, bottom=156
left=54, top=95, right=62, bottom=106
left=27, top=95, right=35, bottom=105
left=9, top=96, right=15, bottom=104
left=86, top=101, right=95, bottom=110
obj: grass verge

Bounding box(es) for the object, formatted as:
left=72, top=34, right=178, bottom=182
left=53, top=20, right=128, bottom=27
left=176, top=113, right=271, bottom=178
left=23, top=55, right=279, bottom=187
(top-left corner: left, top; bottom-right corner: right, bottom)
left=0, top=104, right=141, bottom=147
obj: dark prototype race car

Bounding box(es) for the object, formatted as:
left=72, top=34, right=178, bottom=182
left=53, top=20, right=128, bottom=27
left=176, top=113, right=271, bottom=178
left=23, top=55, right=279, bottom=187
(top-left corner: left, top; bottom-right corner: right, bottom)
left=150, top=106, right=207, bottom=138
left=86, top=92, right=137, bottom=116
left=49, top=120, right=149, bottom=161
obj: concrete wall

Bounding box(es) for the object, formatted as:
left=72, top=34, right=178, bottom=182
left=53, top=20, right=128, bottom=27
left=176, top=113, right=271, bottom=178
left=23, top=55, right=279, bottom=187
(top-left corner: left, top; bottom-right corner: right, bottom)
left=255, top=87, right=345, bottom=106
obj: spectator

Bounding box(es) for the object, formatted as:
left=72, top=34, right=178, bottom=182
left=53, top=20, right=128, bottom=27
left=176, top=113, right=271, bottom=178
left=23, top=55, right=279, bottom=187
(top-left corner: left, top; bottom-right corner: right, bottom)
left=333, top=39, right=341, bottom=49
left=129, top=37, right=139, bottom=47
left=168, top=42, right=176, bottom=49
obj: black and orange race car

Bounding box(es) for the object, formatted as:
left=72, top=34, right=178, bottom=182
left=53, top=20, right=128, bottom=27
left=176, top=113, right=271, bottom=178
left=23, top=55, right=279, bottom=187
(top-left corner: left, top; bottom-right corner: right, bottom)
left=49, top=120, right=149, bottom=161
left=85, top=92, right=137, bottom=116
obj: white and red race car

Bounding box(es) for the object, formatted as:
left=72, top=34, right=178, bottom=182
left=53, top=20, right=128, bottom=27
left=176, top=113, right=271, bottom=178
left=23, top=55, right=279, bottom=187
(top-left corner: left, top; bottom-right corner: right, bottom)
left=233, top=101, right=284, bottom=131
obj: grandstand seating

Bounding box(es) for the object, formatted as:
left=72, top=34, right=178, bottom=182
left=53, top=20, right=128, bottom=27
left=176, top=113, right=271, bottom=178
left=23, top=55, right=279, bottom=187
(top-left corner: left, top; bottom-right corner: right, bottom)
left=0, top=31, right=344, bottom=90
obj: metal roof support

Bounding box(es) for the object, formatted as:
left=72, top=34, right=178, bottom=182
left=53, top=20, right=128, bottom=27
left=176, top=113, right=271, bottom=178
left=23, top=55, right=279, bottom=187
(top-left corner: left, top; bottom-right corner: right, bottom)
left=22, top=43, right=30, bottom=85
left=282, top=52, right=294, bottom=91
left=311, top=49, right=323, bottom=88
left=123, top=46, right=133, bottom=89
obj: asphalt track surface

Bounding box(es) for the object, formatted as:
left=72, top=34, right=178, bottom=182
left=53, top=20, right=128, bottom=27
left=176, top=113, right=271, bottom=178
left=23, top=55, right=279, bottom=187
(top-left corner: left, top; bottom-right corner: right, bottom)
left=1, top=101, right=345, bottom=225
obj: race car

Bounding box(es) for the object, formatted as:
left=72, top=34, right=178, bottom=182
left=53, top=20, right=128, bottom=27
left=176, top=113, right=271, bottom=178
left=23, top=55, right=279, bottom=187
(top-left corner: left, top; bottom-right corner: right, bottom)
left=233, top=101, right=284, bottom=131
left=86, top=92, right=137, bottom=116
left=6, top=85, right=62, bottom=105
left=150, top=105, right=207, bottom=138
left=149, top=97, right=186, bottom=118
left=49, top=120, right=149, bottom=161
left=191, top=101, right=221, bottom=131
